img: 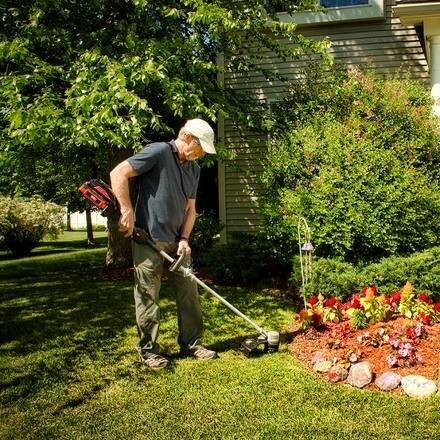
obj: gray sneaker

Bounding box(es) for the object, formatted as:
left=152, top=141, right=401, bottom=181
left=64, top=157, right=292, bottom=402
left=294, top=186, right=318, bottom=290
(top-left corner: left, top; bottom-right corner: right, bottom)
left=181, top=345, right=218, bottom=360
left=139, top=352, right=170, bottom=370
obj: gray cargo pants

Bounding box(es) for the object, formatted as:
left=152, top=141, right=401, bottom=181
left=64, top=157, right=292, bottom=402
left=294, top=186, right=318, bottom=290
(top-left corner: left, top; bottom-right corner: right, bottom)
left=132, top=240, right=203, bottom=354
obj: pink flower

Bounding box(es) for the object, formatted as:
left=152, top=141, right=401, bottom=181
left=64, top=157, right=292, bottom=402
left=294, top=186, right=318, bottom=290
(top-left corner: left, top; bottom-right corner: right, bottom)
left=387, top=354, right=398, bottom=367
left=389, top=336, right=400, bottom=348
left=414, top=323, right=426, bottom=337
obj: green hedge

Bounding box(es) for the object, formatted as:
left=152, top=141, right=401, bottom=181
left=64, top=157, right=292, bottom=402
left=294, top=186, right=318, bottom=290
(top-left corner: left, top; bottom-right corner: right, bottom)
left=290, top=246, right=440, bottom=301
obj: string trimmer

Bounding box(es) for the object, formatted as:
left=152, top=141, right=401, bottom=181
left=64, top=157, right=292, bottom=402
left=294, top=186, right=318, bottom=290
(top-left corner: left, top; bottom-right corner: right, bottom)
left=79, top=179, right=280, bottom=356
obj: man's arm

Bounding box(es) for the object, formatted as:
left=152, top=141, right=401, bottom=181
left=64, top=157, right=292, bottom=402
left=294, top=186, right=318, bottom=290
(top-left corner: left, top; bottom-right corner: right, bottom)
left=109, top=160, right=139, bottom=237
left=177, top=198, right=196, bottom=255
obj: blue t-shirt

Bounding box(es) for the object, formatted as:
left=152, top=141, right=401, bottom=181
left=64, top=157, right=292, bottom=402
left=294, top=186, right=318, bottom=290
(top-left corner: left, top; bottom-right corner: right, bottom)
left=127, top=140, right=200, bottom=242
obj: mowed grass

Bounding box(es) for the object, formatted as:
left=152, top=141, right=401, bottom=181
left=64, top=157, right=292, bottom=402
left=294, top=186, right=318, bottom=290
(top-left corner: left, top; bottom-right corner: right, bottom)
left=0, top=234, right=439, bottom=439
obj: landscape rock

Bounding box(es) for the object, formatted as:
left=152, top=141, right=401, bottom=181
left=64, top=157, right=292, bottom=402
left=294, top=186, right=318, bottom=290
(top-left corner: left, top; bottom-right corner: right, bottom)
left=401, top=375, right=438, bottom=399
left=347, top=361, right=373, bottom=388
left=348, top=352, right=358, bottom=364
left=313, top=360, right=332, bottom=373
left=375, top=372, right=401, bottom=391
left=327, top=365, right=349, bottom=383
left=311, top=351, right=327, bottom=365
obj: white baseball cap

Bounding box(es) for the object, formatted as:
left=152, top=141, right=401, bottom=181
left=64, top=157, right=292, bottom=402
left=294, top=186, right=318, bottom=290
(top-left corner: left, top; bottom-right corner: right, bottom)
left=184, top=119, right=216, bottom=154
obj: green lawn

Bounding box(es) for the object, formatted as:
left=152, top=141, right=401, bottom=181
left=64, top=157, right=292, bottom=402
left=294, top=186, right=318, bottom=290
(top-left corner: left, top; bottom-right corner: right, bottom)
left=0, top=235, right=439, bottom=439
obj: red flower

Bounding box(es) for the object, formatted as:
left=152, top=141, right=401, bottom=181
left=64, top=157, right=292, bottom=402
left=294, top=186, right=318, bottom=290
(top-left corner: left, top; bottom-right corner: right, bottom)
left=299, top=309, right=309, bottom=321
left=324, top=296, right=336, bottom=308
left=418, top=313, right=431, bottom=326
left=308, top=296, right=318, bottom=306
left=350, top=294, right=362, bottom=309
left=434, top=303, right=440, bottom=312
left=361, top=286, right=377, bottom=299
left=405, top=328, right=416, bottom=339
left=391, top=291, right=401, bottom=303
left=312, top=312, right=323, bottom=326
left=418, top=293, right=429, bottom=303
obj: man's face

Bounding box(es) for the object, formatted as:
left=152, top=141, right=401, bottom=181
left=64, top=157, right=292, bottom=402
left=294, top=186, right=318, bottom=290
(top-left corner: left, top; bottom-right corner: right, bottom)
left=182, top=134, right=205, bottom=161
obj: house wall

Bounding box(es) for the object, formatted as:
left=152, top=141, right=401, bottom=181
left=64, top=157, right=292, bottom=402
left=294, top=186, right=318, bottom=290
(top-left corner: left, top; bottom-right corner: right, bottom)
left=219, top=0, right=430, bottom=237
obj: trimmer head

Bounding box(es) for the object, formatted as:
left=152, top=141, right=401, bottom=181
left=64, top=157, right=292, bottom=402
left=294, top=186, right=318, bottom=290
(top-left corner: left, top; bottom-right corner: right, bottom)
left=241, top=331, right=279, bottom=357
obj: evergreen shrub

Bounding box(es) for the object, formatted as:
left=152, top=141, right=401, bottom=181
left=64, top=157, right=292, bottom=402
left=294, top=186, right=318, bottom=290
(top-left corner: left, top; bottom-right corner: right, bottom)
left=290, top=246, right=440, bottom=302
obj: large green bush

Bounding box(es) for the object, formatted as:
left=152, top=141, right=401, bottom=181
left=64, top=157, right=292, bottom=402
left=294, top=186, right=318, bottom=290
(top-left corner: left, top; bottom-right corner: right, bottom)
left=260, top=66, right=440, bottom=262
left=0, top=196, right=65, bottom=256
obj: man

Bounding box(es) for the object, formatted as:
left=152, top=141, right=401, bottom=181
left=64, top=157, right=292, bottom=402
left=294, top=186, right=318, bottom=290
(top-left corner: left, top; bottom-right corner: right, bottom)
left=110, top=118, right=218, bottom=370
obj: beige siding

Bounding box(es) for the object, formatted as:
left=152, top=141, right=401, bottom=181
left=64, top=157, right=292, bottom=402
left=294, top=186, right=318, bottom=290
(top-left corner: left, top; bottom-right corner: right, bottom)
left=220, top=0, right=430, bottom=236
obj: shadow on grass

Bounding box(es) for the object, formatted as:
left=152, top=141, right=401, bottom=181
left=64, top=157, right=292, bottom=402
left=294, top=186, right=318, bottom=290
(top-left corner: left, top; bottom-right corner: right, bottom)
left=0, top=249, right=136, bottom=402
left=0, top=248, right=294, bottom=405
left=0, top=236, right=108, bottom=261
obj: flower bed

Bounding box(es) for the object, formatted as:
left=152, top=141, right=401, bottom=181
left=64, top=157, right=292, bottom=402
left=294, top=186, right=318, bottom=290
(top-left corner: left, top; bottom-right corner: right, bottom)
left=291, top=282, right=440, bottom=395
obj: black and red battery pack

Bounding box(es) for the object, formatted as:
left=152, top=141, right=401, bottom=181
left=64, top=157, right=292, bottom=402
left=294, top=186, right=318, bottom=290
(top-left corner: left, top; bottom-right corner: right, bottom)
left=78, top=179, right=120, bottom=218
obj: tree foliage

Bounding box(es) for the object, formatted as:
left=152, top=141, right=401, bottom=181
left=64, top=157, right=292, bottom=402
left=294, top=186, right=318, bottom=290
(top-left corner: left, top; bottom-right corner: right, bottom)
left=0, top=0, right=327, bottom=205
left=1, top=0, right=328, bottom=266
left=260, top=65, right=440, bottom=262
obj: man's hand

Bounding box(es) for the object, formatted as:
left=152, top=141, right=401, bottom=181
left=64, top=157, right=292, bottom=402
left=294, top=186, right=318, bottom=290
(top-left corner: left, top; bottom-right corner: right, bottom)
left=110, top=160, right=139, bottom=238
left=177, top=239, right=191, bottom=256
left=118, top=208, right=135, bottom=237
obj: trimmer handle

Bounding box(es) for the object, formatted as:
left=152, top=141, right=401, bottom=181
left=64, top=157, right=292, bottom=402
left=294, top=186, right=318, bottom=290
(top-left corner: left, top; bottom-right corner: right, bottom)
left=79, top=179, right=183, bottom=269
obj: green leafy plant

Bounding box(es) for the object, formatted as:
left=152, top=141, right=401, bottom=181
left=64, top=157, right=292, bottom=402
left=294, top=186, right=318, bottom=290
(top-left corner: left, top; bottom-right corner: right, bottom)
left=190, top=211, right=223, bottom=266
left=349, top=309, right=368, bottom=330
left=290, top=247, right=440, bottom=303
left=358, top=286, right=389, bottom=324
left=0, top=196, right=64, bottom=256
left=260, top=66, right=440, bottom=263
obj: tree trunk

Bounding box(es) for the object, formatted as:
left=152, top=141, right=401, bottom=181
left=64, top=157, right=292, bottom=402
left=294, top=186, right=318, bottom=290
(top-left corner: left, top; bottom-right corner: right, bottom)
left=85, top=203, right=95, bottom=245
left=105, top=216, right=133, bottom=268
left=66, top=210, right=72, bottom=231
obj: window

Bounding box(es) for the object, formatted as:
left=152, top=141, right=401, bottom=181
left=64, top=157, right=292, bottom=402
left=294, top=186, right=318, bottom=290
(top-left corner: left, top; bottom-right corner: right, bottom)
left=278, top=0, right=385, bottom=25
left=321, top=0, right=368, bottom=7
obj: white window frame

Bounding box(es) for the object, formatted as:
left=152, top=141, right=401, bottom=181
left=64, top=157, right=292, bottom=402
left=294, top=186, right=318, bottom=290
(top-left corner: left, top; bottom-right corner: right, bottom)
left=278, top=0, right=384, bottom=26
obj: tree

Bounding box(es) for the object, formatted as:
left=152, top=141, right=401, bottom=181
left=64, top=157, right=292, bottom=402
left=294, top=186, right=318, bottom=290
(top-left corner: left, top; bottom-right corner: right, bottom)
left=0, top=0, right=329, bottom=267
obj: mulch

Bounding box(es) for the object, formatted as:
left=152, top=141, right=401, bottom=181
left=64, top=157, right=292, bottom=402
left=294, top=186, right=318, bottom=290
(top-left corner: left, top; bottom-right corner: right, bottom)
left=289, top=316, right=440, bottom=391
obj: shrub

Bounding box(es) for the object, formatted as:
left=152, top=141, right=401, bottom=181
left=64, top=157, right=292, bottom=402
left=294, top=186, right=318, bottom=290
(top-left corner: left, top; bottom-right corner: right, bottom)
left=204, top=232, right=287, bottom=285
left=360, top=247, right=440, bottom=297
left=291, top=256, right=363, bottom=301
left=190, top=211, right=223, bottom=266
left=0, top=196, right=65, bottom=256
left=291, top=246, right=440, bottom=302
left=260, top=65, right=440, bottom=262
